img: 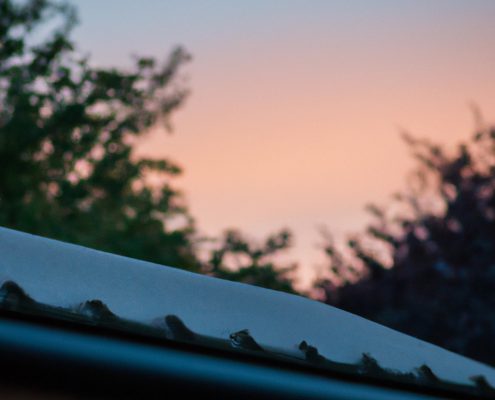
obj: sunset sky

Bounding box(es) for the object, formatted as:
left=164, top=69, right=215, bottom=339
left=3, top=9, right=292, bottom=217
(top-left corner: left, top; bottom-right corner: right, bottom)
left=72, top=0, right=495, bottom=287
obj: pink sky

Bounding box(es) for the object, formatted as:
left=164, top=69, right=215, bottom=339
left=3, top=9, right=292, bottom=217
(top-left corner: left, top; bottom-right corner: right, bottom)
left=74, top=1, right=495, bottom=287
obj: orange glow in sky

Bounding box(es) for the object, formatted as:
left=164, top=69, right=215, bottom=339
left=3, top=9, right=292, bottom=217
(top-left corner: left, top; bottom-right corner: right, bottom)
left=75, top=1, right=495, bottom=287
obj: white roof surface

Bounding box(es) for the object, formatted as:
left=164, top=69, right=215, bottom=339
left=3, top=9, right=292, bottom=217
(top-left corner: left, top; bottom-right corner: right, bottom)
left=0, top=226, right=493, bottom=386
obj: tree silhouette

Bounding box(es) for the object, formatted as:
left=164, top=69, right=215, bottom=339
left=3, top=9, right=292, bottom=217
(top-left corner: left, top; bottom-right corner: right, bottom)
left=0, top=0, right=200, bottom=270
left=319, top=115, right=495, bottom=366
left=0, top=0, right=301, bottom=293
left=205, top=228, right=299, bottom=294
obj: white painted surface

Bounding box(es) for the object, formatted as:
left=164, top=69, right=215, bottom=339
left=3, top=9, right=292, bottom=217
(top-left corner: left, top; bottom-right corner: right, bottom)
left=0, top=226, right=493, bottom=386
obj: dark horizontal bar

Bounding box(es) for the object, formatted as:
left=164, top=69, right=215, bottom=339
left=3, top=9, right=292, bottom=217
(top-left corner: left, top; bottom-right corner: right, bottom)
left=0, top=316, right=439, bottom=399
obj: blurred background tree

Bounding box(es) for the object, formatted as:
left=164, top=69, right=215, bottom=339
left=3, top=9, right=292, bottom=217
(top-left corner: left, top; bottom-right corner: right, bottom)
left=0, top=0, right=200, bottom=270
left=318, top=112, right=495, bottom=366
left=204, top=228, right=298, bottom=294
left=0, top=0, right=297, bottom=291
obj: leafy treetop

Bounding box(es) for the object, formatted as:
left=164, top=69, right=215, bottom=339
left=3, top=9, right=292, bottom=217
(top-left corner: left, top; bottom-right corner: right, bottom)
left=0, top=0, right=200, bottom=270
left=320, top=113, right=495, bottom=366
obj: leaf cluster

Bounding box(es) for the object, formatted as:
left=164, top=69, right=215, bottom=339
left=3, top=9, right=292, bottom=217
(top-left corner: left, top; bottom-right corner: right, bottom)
left=0, top=0, right=199, bottom=270
left=321, top=114, right=495, bottom=366
left=205, top=228, right=298, bottom=294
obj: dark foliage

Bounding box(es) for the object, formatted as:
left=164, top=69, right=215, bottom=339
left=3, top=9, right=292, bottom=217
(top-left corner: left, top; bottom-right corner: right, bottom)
left=320, top=117, right=495, bottom=366
left=205, top=228, right=298, bottom=294
left=0, top=0, right=200, bottom=270
left=0, top=0, right=299, bottom=292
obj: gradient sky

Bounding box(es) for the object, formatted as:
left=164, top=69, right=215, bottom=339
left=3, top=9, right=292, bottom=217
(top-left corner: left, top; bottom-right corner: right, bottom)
left=71, top=0, right=495, bottom=287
